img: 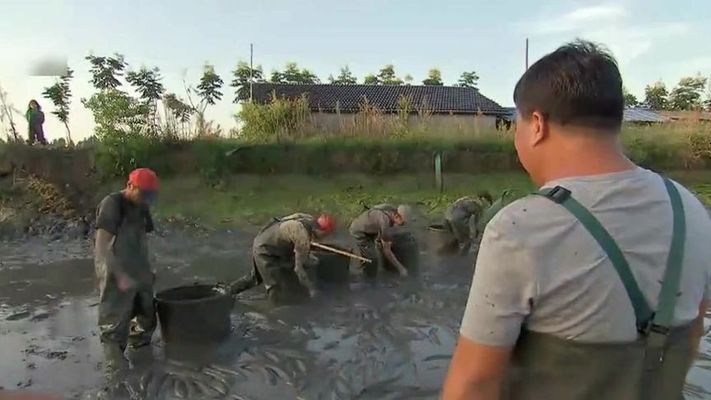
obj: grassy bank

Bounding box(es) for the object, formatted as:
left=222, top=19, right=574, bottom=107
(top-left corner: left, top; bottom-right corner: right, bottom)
left=144, top=170, right=711, bottom=227
left=149, top=172, right=534, bottom=226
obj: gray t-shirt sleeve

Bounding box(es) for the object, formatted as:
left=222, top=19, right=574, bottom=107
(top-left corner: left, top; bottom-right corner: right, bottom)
left=95, top=195, right=121, bottom=236
left=459, top=209, right=538, bottom=347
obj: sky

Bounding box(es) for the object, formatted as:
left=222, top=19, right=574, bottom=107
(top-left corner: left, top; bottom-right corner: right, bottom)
left=1, top=0, right=710, bottom=141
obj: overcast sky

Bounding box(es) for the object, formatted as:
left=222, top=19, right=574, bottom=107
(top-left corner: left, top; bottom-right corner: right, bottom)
left=1, top=0, right=710, bottom=141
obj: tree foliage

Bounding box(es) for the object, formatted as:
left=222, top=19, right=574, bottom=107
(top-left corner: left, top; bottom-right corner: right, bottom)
left=163, top=93, right=193, bottom=123
left=403, top=74, right=414, bottom=85
left=422, top=68, right=443, bottom=86
left=622, top=87, right=639, bottom=108
left=42, top=68, right=74, bottom=144
left=196, top=64, right=224, bottom=106
left=644, top=81, right=669, bottom=110
left=231, top=61, right=264, bottom=103
left=669, top=75, right=707, bottom=111
left=329, top=66, right=357, bottom=85
left=271, top=62, right=320, bottom=84
left=458, top=71, right=480, bottom=89
left=82, top=89, right=148, bottom=138
left=86, top=54, right=127, bottom=91
left=126, top=67, right=165, bottom=104
left=377, top=64, right=403, bottom=85
left=363, top=74, right=379, bottom=85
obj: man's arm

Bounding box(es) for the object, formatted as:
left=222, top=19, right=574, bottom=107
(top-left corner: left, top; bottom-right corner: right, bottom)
left=689, top=299, right=709, bottom=371
left=442, top=208, right=535, bottom=400
left=442, top=337, right=512, bottom=400
left=377, top=214, right=408, bottom=277
left=380, top=239, right=408, bottom=277
left=94, top=196, right=133, bottom=291
left=281, top=221, right=318, bottom=297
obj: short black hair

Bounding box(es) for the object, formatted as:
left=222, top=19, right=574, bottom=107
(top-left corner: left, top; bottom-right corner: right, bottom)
left=514, top=39, right=624, bottom=131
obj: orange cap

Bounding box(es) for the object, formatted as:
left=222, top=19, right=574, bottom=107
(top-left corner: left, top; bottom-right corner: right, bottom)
left=128, top=168, right=159, bottom=191
left=316, top=214, right=335, bottom=233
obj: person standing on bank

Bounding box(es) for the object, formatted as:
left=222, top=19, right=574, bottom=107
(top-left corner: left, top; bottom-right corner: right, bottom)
left=349, top=204, right=411, bottom=278
left=444, top=192, right=493, bottom=255
left=94, top=168, right=159, bottom=366
left=230, top=213, right=336, bottom=304
left=442, top=40, right=711, bottom=400
left=25, top=100, right=47, bottom=145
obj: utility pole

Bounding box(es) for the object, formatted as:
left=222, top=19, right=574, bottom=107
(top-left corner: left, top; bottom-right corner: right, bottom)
left=525, top=38, right=529, bottom=70
left=249, top=43, right=254, bottom=103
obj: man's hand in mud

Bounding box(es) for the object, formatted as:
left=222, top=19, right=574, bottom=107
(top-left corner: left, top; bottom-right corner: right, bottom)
left=116, top=273, right=135, bottom=292
left=399, top=269, right=409, bottom=278
left=308, top=288, right=320, bottom=299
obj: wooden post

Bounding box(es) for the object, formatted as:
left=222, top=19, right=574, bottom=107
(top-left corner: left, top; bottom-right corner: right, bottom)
left=434, top=151, right=443, bottom=193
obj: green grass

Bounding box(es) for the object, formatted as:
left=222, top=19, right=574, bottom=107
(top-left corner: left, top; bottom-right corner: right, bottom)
left=145, top=170, right=711, bottom=228
left=151, top=172, right=534, bottom=227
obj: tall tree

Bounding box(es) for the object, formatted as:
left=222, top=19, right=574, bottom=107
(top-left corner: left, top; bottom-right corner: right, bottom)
left=126, top=66, right=165, bottom=130
left=622, top=87, right=639, bottom=108
left=669, top=75, right=707, bottom=111
left=644, top=81, right=669, bottom=110
left=705, top=77, right=711, bottom=111
left=231, top=61, right=264, bottom=103
left=163, top=93, right=194, bottom=137
left=42, top=68, right=74, bottom=144
left=185, top=64, right=224, bottom=136
left=329, top=66, right=357, bottom=85
left=422, top=68, right=444, bottom=86
left=196, top=64, right=224, bottom=106
left=271, top=62, right=320, bottom=84
left=363, top=74, right=379, bottom=85
left=377, top=64, right=403, bottom=85
left=86, top=54, right=127, bottom=91
left=126, top=67, right=165, bottom=104
left=403, top=74, right=414, bottom=85
left=458, top=71, right=480, bottom=89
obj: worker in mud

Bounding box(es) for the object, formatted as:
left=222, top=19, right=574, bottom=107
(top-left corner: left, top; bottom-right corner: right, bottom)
left=349, top=204, right=411, bottom=278
left=444, top=192, right=493, bottom=255
left=442, top=41, right=711, bottom=400
left=230, top=213, right=336, bottom=304
left=94, top=168, right=158, bottom=368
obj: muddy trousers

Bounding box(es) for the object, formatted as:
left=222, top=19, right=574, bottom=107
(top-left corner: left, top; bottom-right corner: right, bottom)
left=233, top=254, right=309, bottom=305
left=354, top=235, right=385, bottom=279
left=444, top=218, right=473, bottom=255
left=98, top=277, right=156, bottom=351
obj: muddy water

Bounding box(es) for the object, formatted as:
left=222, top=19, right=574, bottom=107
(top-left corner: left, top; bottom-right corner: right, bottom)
left=1, top=232, right=711, bottom=399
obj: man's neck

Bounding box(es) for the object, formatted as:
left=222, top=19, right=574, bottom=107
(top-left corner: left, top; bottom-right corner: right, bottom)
left=539, top=137, right=636, bottom=185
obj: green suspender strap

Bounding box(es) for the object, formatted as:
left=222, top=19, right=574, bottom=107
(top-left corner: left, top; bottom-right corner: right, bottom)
left=537, top=178, right=686, bottom=369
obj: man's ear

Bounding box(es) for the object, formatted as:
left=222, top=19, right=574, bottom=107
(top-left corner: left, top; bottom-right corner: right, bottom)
left=530, top=111, right=548, bottom=147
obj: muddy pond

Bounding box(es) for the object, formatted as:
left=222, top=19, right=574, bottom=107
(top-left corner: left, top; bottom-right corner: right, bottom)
left=1, top=229, right=711, bottom=399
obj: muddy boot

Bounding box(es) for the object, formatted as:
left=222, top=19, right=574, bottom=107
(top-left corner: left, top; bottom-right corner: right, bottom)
left=102, top=343, right=129, bottom=375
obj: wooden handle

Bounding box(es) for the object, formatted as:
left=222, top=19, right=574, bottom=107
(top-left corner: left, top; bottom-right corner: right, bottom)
left=311, top=242, right=372, bottom=263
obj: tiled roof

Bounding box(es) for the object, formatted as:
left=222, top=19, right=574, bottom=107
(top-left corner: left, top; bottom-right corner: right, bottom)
left=251, top=83, right=506, bottom=115
left=624, top=108, right=667, bottom=123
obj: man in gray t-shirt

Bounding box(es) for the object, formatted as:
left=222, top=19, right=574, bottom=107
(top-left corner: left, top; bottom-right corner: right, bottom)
left=442, top=41, right=711, bottom=400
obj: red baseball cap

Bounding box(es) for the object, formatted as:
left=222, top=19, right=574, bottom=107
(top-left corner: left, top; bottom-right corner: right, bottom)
left=128, top=168, right=159, bottom=191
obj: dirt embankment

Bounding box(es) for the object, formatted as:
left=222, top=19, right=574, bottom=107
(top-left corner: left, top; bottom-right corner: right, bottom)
left=0, top=144, right=97, bottom=239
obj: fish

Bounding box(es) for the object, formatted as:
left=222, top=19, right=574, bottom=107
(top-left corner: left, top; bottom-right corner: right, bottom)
left=294, top=359, right=307, bottom=375
left=173, top=377, right=187, bottom=399
left=423, top=354, right=451, bottom=362
left=206, top=364, right=242, bottom=377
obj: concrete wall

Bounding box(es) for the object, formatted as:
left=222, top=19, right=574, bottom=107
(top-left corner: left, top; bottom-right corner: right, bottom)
left=306, top=112, right=499, bottom=137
